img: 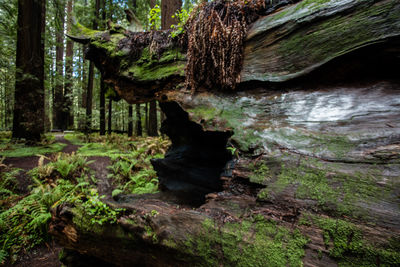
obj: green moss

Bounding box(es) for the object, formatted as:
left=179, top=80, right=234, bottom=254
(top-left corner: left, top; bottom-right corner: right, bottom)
left=304, top=214, right=400, bottom=266
left=126, top=48, right=185, bottom=81
left=182, top=215, right=308, bottom=266
left=188, top=103, right=264, bottom=152
left=293, top=0, right=332, bottom=12
left=75, top=22, right=101, bottom=37
left=248, top=162, right=271, bottom=184
left=263, top=160, right=392, bottom=217
left=0, top=142, right=66, bottom=157
left=129, top=61, right=184, bottom=82
left=91, top=33, right=125, bottom=56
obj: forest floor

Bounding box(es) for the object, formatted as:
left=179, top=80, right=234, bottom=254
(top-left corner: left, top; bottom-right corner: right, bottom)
left=3, top=134, right=80, bottom=267
left=0, top=132, right=168, bottom=266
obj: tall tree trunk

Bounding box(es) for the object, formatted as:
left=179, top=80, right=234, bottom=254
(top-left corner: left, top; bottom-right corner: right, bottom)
left=145, top=102, right=149, bottom=135
left=12, top=0, right=45, bottom=141
left=108, top=98, right=112, bottom=134
left=80, top=49, right=87, bottom=130
left=99, top=0, right=106, bottom=135
left=148, top=101, right=158, bottom=136
left=161, top=0, right=181, bottom=30
left=128, top=104, right=133, bottom=137
left=64, top=0, right=74, bottom=129
left=146, top=0, right=182, bottom=136
left=135, top=103, right=142, bottom=136
left=85, top=0, right=100, bottom=133
left=100, top=80, right=106, bottom=135
left=53, top=0, right=65, bottom=130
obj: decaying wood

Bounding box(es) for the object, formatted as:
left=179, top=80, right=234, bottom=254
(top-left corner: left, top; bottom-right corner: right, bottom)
left=56, top=0, right=400, bottom=265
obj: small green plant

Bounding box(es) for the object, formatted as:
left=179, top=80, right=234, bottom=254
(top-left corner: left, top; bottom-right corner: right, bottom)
left=148, top=5, right=161, bottom=30
left=81, top=189, right=124, bottom=225
left=30, top=153, right=93, bottom=182
left=170, top=8, right=193, bottom=38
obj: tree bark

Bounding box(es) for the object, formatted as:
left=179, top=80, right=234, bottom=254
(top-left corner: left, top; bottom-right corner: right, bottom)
left=12, top=0, right=45, bottom=141
left=107, top=98, right=112, bottom=134
left=161, top=0, right=181, bottom=30
left=100, top=79, right=106, bottom=135
left=99, top=0, right=106, bottom=135
left=85, top=0, right=100, bottom=133
left=148, top=101, right=158, bottom=136
left=128, top=104, right=133, bottom=137
left=64, top=0, right=74, bottom=129
left=135, top=103, right=142, bottom=136
left=53, top=0, right=65, bottom=130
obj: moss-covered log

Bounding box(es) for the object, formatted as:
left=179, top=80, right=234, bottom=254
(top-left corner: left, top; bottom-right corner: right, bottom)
left=54, top=0, right=400, bottom=266
left=70, top=0, right=400, bottom=99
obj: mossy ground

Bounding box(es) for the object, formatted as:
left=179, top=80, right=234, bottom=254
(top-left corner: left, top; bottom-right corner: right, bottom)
left=0, top=132, right=65, bottom=157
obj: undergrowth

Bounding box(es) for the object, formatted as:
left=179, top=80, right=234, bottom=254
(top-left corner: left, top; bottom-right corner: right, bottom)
left=108, top=136, right=170, bottom=196
left=29, top=153, right=94, bottom=184
left=0, top=159, right=21, bottom=213
left=0, top=132, right=170, bottom=263
left=0, top=177, right=88, bottom=263
left=0, top=153, right=95, bottom=264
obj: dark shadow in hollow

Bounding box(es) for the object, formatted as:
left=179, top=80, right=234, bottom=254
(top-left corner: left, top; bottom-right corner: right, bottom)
left=151, top=101, right=233, bottom=207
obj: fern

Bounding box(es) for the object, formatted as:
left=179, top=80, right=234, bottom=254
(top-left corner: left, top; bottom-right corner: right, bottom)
left=0, top=249, right=8, bottom=265
left=0, top=177, right=84, bottom=263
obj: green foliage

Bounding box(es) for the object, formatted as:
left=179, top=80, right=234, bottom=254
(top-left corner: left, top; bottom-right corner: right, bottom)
left=29, top=153, right=94, bottom=182
left=0, top=178, right=80, bottom=263
left=104, top=135, right=170, bottom=196
left=148, top=5, right=161, bottom=30
left=81, top=189, right=124, bottom=225
left=170, top=8, right=193, bottom=38
left=64, top=132, right=86, bottom=145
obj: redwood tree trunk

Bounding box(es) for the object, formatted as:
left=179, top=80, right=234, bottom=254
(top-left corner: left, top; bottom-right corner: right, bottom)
left=12, top=0, right=45, bottom=141
left=148, top=101, right=158, bottom=136
left=99, top=0, right=106, bottom=135
left=64, top=0, right=74, bottom=129
left=100, top=80, right=106, bottom=135
left=128, top=104, right=133, bottom=137
left=161, top=0, right=181, bottom=30
left=85, top=0, right=100, bottom=133
left=53, top=0, right=65, bottom=130
left=108, top=98, right=112, bottom=134
left=135, top=103, right=142, bottom=136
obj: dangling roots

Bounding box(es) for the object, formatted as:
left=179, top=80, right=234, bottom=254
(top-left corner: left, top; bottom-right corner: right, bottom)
left=184, top=0, right=268, bottom=91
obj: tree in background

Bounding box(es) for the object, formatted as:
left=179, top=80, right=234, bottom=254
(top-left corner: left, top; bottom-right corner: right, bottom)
left=64, top=0, right=74, bottom=129
left=53, top=0, right=65, bottom=130
left=0, top=0, right=17, bottom=131
left=99, top=0, right=106, bottom=135
left=85, top=0, right=100, bottom=134
left=12, top=0, right=46, bottom=141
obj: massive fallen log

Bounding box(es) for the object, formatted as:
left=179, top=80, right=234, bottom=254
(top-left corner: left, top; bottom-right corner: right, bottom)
left=51, top=0, right=400, bottom=266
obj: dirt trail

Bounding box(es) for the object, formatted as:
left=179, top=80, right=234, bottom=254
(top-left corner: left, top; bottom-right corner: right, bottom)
left=3, top=134, right=78, bottom=193
left=4, top=133, right=114, bottom=267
